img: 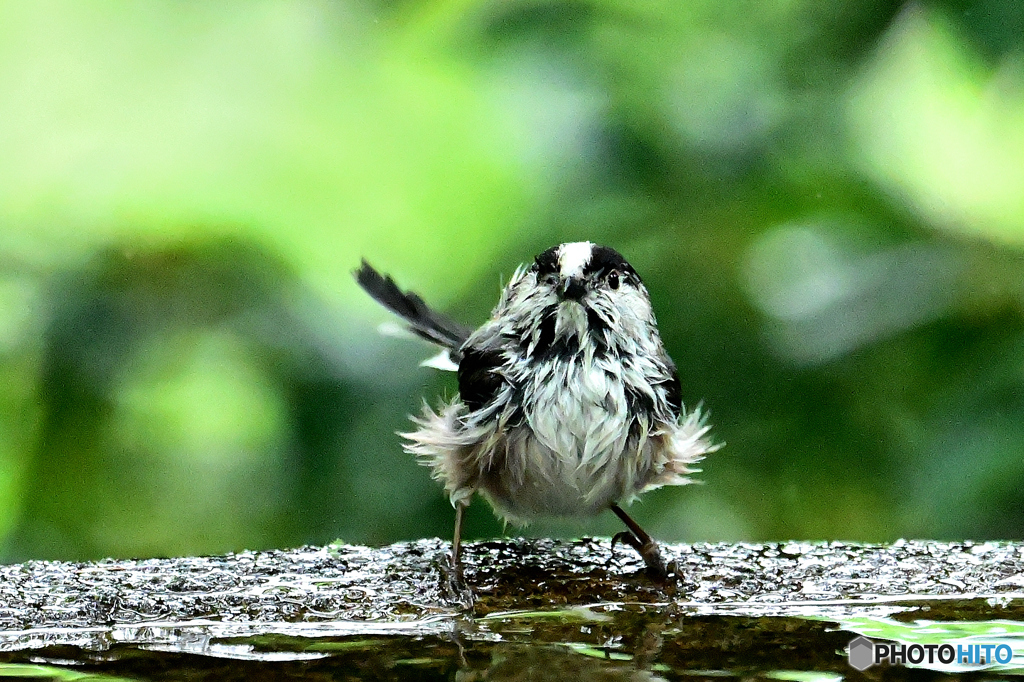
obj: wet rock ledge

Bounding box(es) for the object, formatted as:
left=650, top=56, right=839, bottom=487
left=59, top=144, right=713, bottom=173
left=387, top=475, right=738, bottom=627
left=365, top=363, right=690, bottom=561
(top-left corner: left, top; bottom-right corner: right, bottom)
left=1, top=538, right=1022, bottom=631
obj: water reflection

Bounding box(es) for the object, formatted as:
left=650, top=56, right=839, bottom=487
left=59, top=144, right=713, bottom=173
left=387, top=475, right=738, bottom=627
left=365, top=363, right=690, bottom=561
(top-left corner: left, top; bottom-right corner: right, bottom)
left=457, top=643, right=667, bottom=681
left=3, top=598, right=1024, bottom=680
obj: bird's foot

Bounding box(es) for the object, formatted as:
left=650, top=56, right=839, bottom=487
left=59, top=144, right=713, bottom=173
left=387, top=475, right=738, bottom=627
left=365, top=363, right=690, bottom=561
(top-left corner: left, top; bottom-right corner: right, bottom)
left=611, top=531, right=673, bottom=584
left=438, top=552, right=475, bottom=609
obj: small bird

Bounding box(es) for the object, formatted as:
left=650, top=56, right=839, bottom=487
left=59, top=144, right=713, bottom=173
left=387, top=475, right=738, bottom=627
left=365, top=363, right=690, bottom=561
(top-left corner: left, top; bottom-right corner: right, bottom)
left=355, top=242, right=717, bottom=586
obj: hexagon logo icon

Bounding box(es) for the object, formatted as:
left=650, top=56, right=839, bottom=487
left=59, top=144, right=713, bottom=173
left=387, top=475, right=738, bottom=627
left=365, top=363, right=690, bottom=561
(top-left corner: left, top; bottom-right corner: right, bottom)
left=848, top=636, right=875, bottom=671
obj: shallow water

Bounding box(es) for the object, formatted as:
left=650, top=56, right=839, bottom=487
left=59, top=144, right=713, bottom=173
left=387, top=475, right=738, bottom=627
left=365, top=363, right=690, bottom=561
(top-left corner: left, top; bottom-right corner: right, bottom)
left=1, top=539, right=1023, bottom=680
left=1, top=596, right=1022, bottom=680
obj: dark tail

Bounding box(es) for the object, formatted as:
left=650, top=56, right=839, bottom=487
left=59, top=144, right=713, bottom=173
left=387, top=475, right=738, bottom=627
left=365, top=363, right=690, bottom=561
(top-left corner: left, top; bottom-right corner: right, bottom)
left=355, top=260, right=472, bottom=354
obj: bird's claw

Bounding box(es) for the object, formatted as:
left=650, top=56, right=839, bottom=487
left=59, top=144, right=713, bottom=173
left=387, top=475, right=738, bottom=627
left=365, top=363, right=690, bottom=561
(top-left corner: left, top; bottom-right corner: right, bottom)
left=438, top=552, right=474, bottom=608
left=611, top=531, right=672, bottom=584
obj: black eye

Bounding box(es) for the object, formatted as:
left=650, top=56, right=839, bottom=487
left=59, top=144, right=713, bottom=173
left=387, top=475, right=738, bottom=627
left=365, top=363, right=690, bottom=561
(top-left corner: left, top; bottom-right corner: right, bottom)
left=607, top=271, right=620, bottom=290
left=542, top=273, right=558, bottom=286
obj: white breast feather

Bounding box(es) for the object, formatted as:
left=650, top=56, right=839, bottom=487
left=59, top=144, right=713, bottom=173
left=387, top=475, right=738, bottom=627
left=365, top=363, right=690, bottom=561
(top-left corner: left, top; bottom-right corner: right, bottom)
left=522, top=354, right=631, bottom=511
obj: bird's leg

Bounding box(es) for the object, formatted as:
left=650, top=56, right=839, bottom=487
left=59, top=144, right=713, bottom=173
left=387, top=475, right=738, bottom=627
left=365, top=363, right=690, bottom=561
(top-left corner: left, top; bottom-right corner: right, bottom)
left=451, top=501, right=466, bottom=577
left=442, top=501, right=474, bottom=605
left=610, top=504, right=670, bottom=582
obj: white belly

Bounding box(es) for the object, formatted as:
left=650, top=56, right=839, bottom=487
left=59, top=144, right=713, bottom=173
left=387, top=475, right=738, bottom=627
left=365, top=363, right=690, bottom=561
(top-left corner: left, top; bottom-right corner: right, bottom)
left=479, top=361, right=642, bottom=520
left=529, top=362, right=628, bottom=466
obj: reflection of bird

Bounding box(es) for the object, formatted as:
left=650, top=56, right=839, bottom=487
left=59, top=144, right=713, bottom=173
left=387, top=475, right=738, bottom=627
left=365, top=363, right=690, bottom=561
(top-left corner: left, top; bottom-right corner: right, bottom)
left=356, top=242, right=717, bottom=587
left=461, top=643, right=669, bottom=682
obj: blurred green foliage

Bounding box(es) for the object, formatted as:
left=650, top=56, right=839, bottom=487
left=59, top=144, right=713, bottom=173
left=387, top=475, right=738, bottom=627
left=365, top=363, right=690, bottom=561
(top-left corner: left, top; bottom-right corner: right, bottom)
left=1, top=0, right=1024, bottom=562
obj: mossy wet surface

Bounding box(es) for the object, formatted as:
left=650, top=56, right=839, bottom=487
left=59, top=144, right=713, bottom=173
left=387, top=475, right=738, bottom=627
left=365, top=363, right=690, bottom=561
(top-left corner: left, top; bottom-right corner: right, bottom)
left=1, top=539, right=1023, bottom=680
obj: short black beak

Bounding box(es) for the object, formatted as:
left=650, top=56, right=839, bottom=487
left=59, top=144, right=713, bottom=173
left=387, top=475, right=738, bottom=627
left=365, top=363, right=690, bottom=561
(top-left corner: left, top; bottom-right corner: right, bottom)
left=561, top=277, right=586, bottom=301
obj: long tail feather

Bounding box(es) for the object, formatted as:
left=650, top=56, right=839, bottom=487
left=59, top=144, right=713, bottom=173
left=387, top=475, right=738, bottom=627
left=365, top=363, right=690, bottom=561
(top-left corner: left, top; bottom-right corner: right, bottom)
left=355, top=260, right=472, bottom=355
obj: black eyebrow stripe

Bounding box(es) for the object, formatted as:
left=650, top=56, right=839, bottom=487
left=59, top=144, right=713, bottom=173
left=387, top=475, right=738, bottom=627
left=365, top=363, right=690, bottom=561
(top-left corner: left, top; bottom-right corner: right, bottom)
left=533, top=246, right=560, bottom=276
left=582, top=245, right=640, bottom=281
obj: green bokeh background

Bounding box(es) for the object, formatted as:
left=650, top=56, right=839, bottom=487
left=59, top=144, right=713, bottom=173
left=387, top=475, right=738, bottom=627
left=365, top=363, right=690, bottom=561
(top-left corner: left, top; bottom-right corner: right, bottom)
left=2, top=0, right=1023, bottom=562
